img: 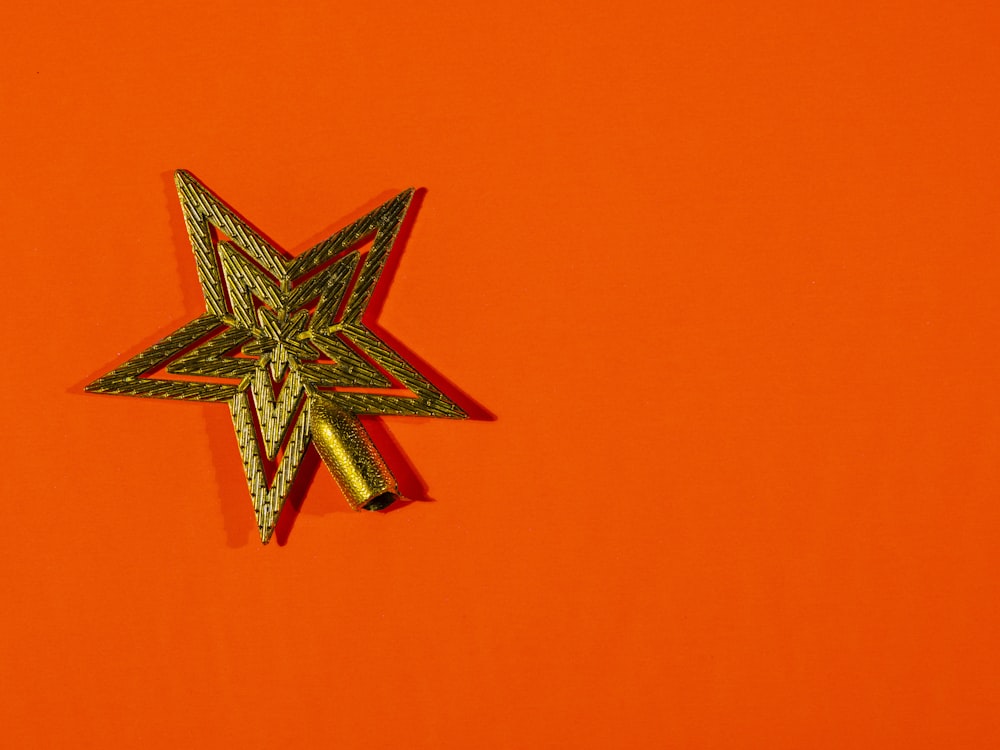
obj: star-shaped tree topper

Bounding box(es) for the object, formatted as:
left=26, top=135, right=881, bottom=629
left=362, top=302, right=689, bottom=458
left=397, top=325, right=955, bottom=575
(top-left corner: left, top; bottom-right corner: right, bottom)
left=88, top=171, right=465, bottom=543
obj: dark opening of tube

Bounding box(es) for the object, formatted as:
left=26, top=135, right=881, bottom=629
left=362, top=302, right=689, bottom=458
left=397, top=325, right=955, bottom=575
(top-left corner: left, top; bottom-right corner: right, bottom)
left=364, top=492, right=398, bottom=512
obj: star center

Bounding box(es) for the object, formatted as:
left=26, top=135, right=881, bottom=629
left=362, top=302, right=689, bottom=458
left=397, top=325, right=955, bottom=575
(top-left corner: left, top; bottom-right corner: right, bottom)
left=241, top=307, right=315, bottom=381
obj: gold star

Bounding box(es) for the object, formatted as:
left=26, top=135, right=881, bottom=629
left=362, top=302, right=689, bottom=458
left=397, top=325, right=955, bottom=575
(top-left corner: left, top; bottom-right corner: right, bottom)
left=88, top=171, right=465, bottom=543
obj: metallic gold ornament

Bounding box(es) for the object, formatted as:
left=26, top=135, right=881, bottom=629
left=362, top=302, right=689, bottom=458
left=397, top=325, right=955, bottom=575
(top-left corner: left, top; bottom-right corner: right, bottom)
left=87, top=170, right=465, bottom=543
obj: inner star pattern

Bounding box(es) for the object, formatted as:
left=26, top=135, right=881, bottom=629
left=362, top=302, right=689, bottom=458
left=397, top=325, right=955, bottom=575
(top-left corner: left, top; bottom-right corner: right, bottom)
left=87, top=170, right=465, bottom=542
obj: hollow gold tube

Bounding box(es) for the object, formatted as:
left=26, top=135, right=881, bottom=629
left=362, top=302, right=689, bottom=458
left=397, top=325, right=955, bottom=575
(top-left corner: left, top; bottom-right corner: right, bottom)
left=310, top=396, right=398, bottom=511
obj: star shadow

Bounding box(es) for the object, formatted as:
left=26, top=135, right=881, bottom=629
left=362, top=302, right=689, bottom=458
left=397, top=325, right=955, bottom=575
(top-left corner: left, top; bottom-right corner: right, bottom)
left=364, top=186, right=494, bottom=422
left=272, top=186, right=495, bottom=545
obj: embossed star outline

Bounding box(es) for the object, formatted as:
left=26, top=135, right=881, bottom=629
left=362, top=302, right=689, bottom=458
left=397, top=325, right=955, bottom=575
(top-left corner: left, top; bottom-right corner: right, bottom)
left=88, top=171, right=465, bottom=542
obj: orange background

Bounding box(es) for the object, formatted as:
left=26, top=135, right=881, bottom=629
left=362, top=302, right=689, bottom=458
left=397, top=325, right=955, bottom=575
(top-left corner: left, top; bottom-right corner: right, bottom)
left=2, top=1, right=999, bottom=747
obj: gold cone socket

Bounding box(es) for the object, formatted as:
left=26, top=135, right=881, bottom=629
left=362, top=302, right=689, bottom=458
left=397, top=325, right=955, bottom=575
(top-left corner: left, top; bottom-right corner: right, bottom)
left=310, top=396, right=398, bottom=511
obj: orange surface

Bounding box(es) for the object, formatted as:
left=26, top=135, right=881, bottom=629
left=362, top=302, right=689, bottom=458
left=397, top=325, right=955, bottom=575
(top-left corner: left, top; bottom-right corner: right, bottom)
left=2, top=1, right=1000, bottom=747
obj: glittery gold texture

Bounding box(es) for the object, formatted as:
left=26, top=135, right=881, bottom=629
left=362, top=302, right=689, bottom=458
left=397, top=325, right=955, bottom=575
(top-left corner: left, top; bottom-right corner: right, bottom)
left=310, top=396, right=398, bottom=511
left=87, top=171, right=465, bottom=543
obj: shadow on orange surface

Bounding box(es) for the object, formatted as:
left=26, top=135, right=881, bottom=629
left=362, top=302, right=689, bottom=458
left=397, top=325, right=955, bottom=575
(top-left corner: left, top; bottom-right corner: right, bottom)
left=364, top=186, right=495, bottom=423
left=272, top=186, right=493, bottom=545
left=270, top=415, right=438, bottom=545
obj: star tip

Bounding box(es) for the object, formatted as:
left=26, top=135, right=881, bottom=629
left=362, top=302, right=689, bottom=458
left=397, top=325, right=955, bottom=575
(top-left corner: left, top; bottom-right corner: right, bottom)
left=82, top=377, right=109, bottom=394
left=258, top=526, right=276, bottom=545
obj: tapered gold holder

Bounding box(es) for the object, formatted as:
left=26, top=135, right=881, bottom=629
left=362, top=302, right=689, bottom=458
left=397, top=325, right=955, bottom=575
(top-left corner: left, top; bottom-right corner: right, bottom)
left=310, top=396, right=398, bottom=511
